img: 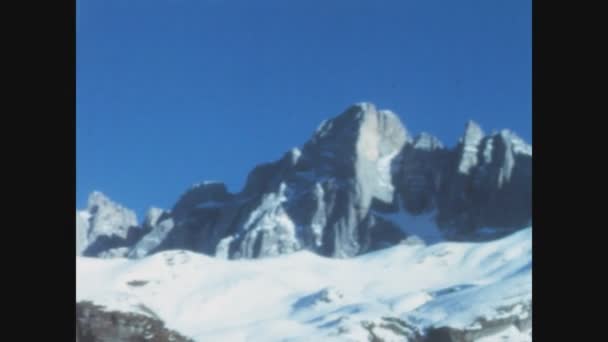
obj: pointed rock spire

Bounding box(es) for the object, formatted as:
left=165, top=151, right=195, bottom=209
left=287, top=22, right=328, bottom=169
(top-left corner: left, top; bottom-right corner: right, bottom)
left=458, top=120, right=485, bottom=174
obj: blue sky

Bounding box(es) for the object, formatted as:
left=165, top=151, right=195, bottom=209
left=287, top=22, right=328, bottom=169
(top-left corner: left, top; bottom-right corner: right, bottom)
left=77, top=0, right=531, bottom=219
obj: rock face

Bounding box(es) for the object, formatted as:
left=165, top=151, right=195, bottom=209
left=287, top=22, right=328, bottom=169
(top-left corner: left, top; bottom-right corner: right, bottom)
left=423, top=301, right=532, bottom=342
left=353, top=300, right=531, bottom=342
left=76, top=192, right=146, bottom=258
left=395, top=124, right=532, bottom=240
left=77, top=102, right=532, bottom=259
left=127, top=207, right=173, bottom=259
left=76, top=301, right=194, bottom=342
left=355, top=305, right=531, bottom=342
left=141, top=103, right=411, bottom=259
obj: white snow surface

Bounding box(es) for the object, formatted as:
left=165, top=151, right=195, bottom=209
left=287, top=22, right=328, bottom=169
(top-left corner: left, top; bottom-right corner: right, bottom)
left=77, top=227, right=531, bottom=341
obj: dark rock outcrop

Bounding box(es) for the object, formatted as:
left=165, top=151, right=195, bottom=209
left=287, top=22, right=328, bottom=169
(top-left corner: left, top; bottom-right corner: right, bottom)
left=76, top=301, right=194, bottom=342
left=356, top=301, right=531, bottom=342
left=394, top=123, right=532, bottom=241
left=423, top=301, right=532, bottom=341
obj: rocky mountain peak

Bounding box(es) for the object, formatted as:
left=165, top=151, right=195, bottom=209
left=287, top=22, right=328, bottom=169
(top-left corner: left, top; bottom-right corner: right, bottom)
left=462, top=120, right=484, bottom=143
left=84, top=191, right=138, bottom=240
left=77, top=102, right=531, bottom=260
left=412, top=132, right=444, bottom=151
left=86, top=191, right=111, bottom=211
left=302, top=103, right=408, bottom=182
left=457, top=120, right=486, bottom=175
left=309, top=103, right=407, bottom=149
left=76, top=192, right=142, bottom=257
left=172, top=182, right=233, bottom=218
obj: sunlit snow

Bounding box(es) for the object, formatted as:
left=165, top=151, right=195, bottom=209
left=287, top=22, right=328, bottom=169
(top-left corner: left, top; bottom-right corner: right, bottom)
left=77, top=227, right=531, bottom=341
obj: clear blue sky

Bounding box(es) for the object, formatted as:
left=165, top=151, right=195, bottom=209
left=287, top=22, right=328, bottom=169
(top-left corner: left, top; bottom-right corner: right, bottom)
left=77, top=0, right=531, bottom=220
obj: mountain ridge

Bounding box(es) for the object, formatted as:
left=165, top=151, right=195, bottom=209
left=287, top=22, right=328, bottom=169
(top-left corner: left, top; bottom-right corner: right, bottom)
left=76, top=102, right=531, bottom=260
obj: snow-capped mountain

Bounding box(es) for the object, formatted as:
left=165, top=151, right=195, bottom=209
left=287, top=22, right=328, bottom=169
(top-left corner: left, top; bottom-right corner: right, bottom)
left=76, top=102, right=532, bottom=341
left=77, top=102, right=531, bottom=260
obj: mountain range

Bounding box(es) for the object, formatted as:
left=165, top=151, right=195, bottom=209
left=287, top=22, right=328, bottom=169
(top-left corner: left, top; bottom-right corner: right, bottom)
left=76, top=102, right=531, bottom=260
left=76, top=102, right=532, bottom=341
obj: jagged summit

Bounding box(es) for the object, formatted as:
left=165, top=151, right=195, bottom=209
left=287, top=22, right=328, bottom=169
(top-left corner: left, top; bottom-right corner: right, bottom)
left=76, top=191, right=143, bottom=258
left=310, top=102, right=407, bottom=143
left=458, top=120, right=485, bottom=175
left=83, top=191, right=138, bottom=238
left=76, top=103, right=531, bottom=259
left=87, top=190, right=110, bottom=208
left=86, top=191, right=133, bottom=215
left=463, top=120, right=484, bottom=140
left=412, top=132, right=444, bottom=150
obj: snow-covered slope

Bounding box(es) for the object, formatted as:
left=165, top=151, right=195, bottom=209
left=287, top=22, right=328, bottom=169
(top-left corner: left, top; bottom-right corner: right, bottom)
left=76, top=227, right=532, bottom=341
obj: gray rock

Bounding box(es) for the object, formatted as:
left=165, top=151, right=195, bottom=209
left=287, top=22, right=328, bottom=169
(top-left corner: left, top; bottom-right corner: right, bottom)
left=128, top=216, right=174, bottom=259
left=79, top=102, right=532, bottom=259
left=138, top=103, right=410, bottom=259
left=76, top=301, right=194, bottom=342
left=85, top=191, right=139, bottom=241
left=433, top=124, right=532, bottom=239
left=457, top=120, right=485, bottom=175
left=423, top=301, right=532, bottom=342
left=144, top=207, right=165, bottom=228
left=76, top=191, right=145, bottom=257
